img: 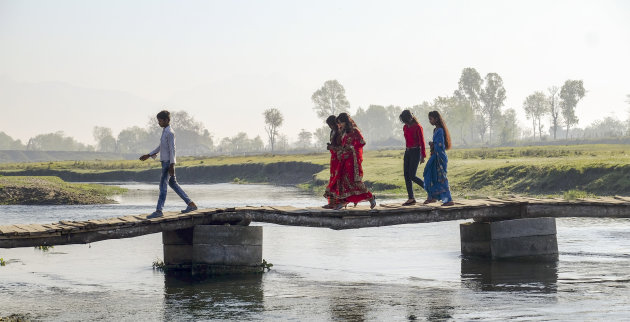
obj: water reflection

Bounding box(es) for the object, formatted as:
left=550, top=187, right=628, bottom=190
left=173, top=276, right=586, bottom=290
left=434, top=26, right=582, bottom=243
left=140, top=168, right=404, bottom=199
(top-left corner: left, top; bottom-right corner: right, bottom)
left=461, top=257, right=558, bottom=293
left=162, top=272, right=264, bottom=321
left=325, top=282, right=456, bottom=321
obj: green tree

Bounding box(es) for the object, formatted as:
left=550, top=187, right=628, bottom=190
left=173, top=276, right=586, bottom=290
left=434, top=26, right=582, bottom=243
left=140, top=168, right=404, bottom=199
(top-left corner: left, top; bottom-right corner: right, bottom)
left=117, top=126, right=153, bottom=153
left=311, top=80, right=350, bottom=119
left=456, top=67, right=483, bottom=141
left=26, top=131, right=91, bottom=151
left=263, top=108, right=283, bottom=152
left=523, top=91, right=548, bottom=140
left=585, top=117, right=624, bottom=138
left=480, top=73, right=506, bottom=144
left=559, top=80, right=586, bottom=139
left=93, top=126, right=117, bottom=152
left=497, top=108, right=519, bottom=144
left=296, top=129, right=313, bottom=149
left=353, top=105, right=394, bottom=145
left=147, top=110, right=212, bottom=155
left=314, top=126, right=331, bottom=148
left=443, top=96, right=474, bottom=145
left=547, top=86, right=562, bottom=140
left=0, top=132, right=25, bottom=150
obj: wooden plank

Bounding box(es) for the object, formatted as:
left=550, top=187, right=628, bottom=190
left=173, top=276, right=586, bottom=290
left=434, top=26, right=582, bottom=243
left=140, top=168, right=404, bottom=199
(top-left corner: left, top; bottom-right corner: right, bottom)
left=614, top=196, right=630, bottom=203
left=22, top=224, right=50, bottom=235
left=85, top=219, right=113, bottom=228
left=0, top=225, right=17, bottom=235
left=56, top=221, right=83, bottom=231
left=0, top=225, right=24, bottom=235
left=11, top=225, right=33, bottom=236
left=58, top=221, right=88, bottom=229
left=41, top=224, right=64, bottom=232
left=118, top=215, right=141, bottom=223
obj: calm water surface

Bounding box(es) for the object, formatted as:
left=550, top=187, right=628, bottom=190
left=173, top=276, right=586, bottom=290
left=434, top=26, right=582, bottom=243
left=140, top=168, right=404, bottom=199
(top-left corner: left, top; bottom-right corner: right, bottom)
left=1, top=183, right=629, bottom=321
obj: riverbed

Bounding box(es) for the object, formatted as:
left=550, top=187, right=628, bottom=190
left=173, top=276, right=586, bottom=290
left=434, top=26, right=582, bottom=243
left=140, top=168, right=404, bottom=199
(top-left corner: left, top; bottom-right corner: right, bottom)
left=1, top=183, right=629, bottom=321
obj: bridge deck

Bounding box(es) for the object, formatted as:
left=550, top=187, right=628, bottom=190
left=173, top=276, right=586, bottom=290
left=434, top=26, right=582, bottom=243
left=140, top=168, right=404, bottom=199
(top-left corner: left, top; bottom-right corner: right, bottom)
left=2, top=196, right=630, bottom=248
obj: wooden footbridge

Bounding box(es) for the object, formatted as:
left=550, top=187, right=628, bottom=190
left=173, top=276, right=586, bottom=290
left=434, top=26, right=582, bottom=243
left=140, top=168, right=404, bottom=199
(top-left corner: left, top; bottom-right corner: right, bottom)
left=2, top=196, right=630, bottom=249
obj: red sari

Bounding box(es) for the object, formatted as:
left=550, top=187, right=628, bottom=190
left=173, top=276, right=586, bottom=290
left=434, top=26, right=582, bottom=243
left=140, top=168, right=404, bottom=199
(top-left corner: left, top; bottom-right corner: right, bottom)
left=335, top=129, right=373, bottom=204
left=323, top=131, right=342, bottom=205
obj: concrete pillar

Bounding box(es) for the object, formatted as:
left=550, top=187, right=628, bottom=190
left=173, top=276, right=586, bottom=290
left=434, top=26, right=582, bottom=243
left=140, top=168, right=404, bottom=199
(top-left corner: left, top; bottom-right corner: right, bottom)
left=460, top=217, right=558, bottom=259
left=162, top=225, right=263, bottom=274
left=163, top=227, right=194, bottom=270
left=192, top=225, right=263, bottom=275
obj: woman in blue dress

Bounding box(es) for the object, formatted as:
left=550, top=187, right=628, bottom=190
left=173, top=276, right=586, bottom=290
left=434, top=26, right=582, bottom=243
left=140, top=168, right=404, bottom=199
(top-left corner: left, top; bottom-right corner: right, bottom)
left=423, top=110, right=454, bottom=206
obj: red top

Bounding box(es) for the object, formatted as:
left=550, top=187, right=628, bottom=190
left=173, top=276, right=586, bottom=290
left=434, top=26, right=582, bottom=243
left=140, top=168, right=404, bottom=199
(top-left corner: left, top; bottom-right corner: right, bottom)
left=403, top=123, right=427, bottom=158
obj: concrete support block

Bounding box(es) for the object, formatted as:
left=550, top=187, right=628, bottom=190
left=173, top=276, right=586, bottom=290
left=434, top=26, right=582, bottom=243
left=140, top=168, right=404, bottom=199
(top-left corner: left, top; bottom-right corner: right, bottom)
left=460, top=217, right=558, bottom=259
left=163, top=228, right=194, bottom=245
left=193, top=225, right=263, bottom=274
left=163, top=228, right=194, bottom=269
left=163, top=244, right=193, bottom=268
left=162, top=225, right=263, bottom=274
left=193, top=225, right=263, bottom=246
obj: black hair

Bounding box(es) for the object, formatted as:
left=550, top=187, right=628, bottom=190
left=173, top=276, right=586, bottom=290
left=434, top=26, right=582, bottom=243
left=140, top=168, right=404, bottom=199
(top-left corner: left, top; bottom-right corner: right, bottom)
left=156, top=110, right=170, bottom=121
left=399, top=110, right=419, bottom=125
left=326, top=115, right=337, bottom=128
left=428, top=110, right=451, bottom=150
left=336, top=112, right=358, bottom=133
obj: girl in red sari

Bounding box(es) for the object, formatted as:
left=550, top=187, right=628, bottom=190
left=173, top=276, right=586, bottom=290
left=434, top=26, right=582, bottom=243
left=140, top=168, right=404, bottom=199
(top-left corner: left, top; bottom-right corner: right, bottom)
left=332, top=113, right=376, bottom=210
left=323, top=115, right=342, bottom=208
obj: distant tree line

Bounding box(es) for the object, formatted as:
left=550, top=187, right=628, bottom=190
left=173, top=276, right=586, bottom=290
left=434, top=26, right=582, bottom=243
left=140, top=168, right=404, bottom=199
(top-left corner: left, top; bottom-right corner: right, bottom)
left=1, top=77, right=628, bottom=155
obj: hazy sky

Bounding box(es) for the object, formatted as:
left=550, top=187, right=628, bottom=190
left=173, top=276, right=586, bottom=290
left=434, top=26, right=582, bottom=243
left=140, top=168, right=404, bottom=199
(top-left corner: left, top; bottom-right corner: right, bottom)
left=1, top=0, right=629, bottom=145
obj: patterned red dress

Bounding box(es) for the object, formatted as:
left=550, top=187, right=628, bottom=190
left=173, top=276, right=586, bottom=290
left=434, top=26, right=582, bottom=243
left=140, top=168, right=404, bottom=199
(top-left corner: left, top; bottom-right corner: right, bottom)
left=323, top=130, right=342, bottom=205
left=335, top=129, right=373, bottom=204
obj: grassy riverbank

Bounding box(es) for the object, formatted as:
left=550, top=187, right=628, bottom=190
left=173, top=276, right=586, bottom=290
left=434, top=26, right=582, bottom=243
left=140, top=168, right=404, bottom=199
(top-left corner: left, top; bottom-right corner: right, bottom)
left=0, top=176, right=127, bottom=205
left=1, top=144, right=629, bottom=199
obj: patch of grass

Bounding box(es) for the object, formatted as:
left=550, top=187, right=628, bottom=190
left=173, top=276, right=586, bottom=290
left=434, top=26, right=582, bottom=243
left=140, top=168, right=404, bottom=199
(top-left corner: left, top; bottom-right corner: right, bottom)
left=563, top=189, right=597, bottom=200
left=34, top=245, right=54, bottom=252
left=0, top=258, right=5, bottom=266
left=3, top=144, right=630, bottom=198
left=152, top=258, right=165, bottom=271
left=261, top=259, right=273, bottom=272
left=0, top=176, right=127, bottom=205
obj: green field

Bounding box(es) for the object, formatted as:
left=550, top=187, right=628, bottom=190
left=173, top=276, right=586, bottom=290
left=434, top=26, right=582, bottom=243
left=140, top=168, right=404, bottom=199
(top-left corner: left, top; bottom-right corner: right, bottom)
left=0, top=176, right=127, bottom=205
left=1, top=144, right=629, bottom=199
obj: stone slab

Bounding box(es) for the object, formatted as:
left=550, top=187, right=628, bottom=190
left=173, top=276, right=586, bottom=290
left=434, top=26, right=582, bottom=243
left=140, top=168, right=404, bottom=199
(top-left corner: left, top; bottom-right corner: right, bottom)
left=490, top=234, right=558, bottom=259
left=460, top=240, right=491, bottom=257
left=460, top=222, right=491, bottom=242
left=163, top=244, right=193, bottom=265
left=193, top=245, right=262, bottom=266
left=163, top=228, right=194, bottom=245
left=193, top=225, right=262, bottom=246
left=490, top=217, right=556, bottom=240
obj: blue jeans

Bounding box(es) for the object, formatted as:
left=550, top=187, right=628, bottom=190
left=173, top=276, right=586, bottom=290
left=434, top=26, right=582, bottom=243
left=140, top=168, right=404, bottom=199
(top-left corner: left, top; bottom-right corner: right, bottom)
left=156, top=161, right=192, bottom=211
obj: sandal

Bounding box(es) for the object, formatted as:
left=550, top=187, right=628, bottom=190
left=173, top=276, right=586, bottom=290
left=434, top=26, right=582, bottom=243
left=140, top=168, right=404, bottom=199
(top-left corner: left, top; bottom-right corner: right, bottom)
left=441, top=201, right=455, bottom=206
left=333, top=202, right=349, bottom=210
left=423, top=199, right=437, bottom=205
left=369, top=196, right=377, bottom=209
left=402, top=199, right=417, bottom=206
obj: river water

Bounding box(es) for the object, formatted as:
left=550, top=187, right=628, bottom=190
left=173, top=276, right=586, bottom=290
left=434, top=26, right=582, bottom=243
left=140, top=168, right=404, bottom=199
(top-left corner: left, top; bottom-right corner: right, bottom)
left=1, top=183, right=629, bottom=321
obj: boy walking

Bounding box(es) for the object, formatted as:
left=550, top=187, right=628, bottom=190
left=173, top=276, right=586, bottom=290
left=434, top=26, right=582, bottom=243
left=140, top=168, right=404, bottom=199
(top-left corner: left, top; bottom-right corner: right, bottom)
left=140, top=110, right=198, bottom=218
